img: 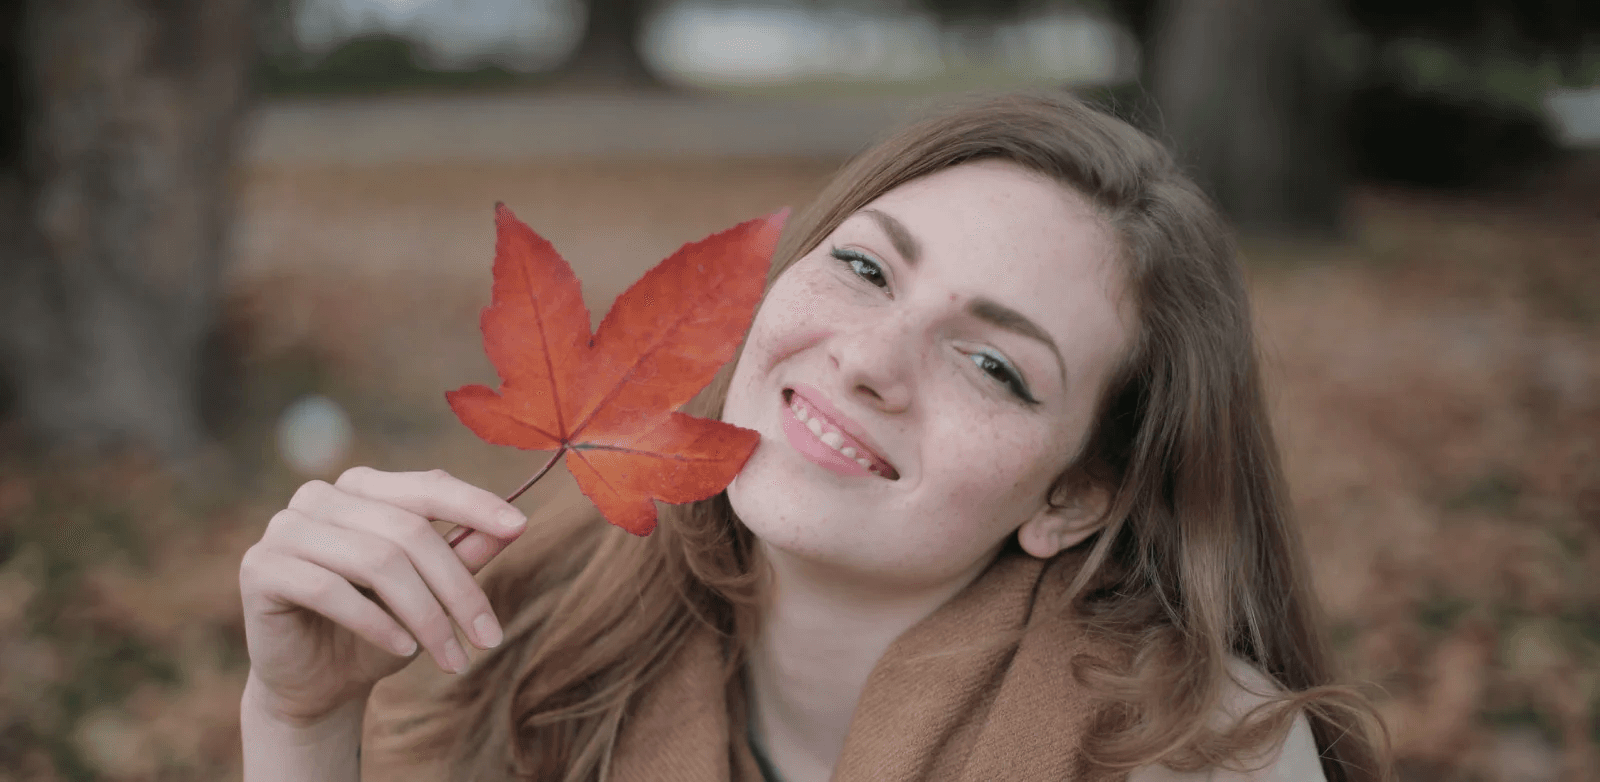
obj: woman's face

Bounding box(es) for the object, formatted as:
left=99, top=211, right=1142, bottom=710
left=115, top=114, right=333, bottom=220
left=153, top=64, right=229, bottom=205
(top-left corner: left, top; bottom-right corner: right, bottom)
left=723, top=160, right=1132, bottom=590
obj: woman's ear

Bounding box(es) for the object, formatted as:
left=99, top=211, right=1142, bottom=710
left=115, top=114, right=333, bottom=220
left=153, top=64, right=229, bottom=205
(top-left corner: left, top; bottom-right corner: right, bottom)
left=1016, top=484, right=1111, bottom=559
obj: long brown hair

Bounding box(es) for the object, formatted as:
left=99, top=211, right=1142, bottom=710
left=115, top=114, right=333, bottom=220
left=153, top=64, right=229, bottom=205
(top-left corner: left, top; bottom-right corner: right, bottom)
left=381, top=91, right=1390, bottom=781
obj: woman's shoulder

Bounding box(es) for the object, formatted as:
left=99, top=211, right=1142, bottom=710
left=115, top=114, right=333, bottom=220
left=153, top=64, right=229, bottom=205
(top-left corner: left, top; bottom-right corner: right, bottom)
left=1126, top=657, right=1327, bottom=782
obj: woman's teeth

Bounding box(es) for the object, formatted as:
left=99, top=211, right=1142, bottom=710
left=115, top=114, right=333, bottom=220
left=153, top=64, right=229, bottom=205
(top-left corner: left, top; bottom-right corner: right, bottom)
left=790, top=397, right=883, bottom=475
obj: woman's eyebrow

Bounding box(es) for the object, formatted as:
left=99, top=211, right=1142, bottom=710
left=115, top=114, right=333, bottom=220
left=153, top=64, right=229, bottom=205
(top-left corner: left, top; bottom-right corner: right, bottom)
left=968, top=297, right=1067, bottom=387
left=861, top=208, right=921, bottom=265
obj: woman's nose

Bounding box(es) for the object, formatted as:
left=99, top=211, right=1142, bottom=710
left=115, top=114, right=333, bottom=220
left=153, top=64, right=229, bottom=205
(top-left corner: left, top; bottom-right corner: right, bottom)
left=829, top=315, right=914, bottom=413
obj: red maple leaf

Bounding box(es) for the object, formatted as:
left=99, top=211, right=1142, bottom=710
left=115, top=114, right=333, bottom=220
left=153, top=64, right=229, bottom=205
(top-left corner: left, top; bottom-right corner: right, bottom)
left=446, top=204, right=785, bottom=535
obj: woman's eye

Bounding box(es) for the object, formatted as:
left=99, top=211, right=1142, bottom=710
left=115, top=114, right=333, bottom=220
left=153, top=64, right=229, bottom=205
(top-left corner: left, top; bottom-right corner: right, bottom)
left=971, top=352, right=1039, bottom=405
left=830, top=248, right=887, bottom=289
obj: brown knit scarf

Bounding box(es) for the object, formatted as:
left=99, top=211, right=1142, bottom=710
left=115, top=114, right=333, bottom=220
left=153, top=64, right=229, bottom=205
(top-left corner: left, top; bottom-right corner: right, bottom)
left=607, top=548, right=1123, bottom=782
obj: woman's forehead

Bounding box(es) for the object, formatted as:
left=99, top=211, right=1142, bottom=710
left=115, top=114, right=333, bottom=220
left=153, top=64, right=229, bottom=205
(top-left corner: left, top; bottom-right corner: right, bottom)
left=858, top=163, right=1108, bottom=252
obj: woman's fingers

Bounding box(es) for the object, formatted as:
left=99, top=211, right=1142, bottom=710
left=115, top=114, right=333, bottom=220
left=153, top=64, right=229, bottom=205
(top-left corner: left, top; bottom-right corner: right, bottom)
left=245, top=545, right=419, bottom=659
left=329, top=468, right=524, bottom=575
left=269, top=509, right=473, bottom=674
left=448, top=528, right=514, bottom=574
left=289, top=480, right=505, bottom=650
left=332, top=467, right=526, bottom=540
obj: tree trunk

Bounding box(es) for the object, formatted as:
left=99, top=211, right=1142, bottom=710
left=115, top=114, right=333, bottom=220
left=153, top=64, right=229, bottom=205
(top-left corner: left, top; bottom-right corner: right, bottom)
left=555, top=0, right=663, bottom=89
left=1144, top=0, right=1346, bottom=234
left=0, top=0, right=255, bottom=457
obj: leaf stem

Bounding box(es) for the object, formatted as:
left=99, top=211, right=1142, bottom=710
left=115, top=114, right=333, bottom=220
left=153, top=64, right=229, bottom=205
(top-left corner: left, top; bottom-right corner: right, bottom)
left=446, top=445, right=567, bottom=548
left=506, top=445, right=567, bottom=503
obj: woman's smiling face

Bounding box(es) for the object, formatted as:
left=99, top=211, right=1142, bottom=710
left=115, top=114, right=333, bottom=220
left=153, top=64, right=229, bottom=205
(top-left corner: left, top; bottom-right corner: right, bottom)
left=723, top=160, right=1133, bottom=589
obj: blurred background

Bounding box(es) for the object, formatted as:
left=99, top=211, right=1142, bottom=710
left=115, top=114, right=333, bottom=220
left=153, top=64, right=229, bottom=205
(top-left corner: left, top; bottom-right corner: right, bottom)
left=0, top=0, right=1596, bottom=779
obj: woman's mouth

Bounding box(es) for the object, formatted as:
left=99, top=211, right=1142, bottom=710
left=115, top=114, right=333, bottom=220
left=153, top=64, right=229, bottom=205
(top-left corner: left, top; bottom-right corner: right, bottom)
left=779, top=388, right=899, bottom=480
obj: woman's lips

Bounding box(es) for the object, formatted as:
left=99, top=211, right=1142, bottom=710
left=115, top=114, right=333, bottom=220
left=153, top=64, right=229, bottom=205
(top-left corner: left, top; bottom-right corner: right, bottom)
left=780, top=386, right=899, bottom=480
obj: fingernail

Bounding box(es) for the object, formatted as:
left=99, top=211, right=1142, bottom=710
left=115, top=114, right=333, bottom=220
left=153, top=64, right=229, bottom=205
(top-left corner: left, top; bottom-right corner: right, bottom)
left=499, top=509, right=527, bottom=532
left=443, top=637, right=469, bottom=674
left=393, top=634, right=418, bottom=657
left=473, top=612, right=503, bottom=648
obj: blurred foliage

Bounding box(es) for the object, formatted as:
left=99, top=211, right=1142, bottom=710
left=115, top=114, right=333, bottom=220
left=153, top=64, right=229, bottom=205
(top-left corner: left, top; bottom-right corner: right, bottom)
left=1346, top=81, right=1560, bottom=188
left=258, top=34, right=548, bottom=96
left=0, top=1, right=20, bottom=169
left=1340, top=35, right=1595, bottom=189
left=1084, top=75, right=1571, bottom=190
left=917, top=0, right=1030, bottom=25
left=256, top=2, right=1597, bottom=190
left=1092, top=0, right=1598, bottom=189
left=1342, top=0, right=1600, bottom=71
left=1099, top=0, right=1600, bottom=71
left=0, top=453, right=256, bottom=780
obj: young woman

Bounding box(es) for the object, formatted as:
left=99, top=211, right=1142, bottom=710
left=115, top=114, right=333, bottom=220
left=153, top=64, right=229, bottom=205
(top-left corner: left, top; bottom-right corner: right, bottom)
left=239, top=91, right=1389, bottom=781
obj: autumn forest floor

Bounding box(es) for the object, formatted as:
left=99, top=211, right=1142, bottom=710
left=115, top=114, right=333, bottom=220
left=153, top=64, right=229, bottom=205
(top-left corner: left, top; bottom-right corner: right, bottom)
left=0, top=147, right=1596, bottom=780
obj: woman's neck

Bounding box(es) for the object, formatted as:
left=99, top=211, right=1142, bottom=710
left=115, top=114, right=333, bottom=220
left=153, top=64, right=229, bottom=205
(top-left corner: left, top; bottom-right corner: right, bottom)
left=744, top=545, right=993, bottom=782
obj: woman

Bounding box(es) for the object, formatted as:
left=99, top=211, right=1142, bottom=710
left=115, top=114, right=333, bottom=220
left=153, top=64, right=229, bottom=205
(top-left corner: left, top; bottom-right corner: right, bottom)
left=239, top=91, right=1389, bottom=781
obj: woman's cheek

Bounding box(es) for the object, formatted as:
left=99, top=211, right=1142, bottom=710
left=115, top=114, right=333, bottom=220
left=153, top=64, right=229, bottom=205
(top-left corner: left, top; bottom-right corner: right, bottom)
left=778, top=271, right=843, bottom=324
left=753, top=275, right=846, bottom=362
left=935, top=418, right=1051, bottom=500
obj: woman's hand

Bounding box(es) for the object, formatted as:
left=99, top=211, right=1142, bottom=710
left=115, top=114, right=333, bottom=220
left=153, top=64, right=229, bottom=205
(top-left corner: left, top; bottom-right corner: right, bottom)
left=239, top=467, right=528, bottom=726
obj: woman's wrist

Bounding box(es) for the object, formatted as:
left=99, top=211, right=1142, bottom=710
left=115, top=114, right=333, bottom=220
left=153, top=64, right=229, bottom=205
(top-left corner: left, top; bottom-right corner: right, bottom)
left=241, top=673, right=369, bottom=781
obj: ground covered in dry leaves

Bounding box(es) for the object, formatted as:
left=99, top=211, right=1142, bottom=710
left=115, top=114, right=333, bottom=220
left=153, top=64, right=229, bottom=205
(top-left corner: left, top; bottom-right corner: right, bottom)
left=0, top=157, right=1595, bottom=781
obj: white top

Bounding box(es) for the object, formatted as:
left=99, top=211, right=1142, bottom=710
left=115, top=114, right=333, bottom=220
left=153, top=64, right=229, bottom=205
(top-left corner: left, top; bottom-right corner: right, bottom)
left=1130, top=658, right=1328, bottom=782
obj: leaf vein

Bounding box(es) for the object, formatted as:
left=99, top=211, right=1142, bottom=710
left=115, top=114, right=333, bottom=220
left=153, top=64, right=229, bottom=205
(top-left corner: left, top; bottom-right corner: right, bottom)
left=521, top=265, right=569, bottom=438
left=567, top=311, right=696, bottom=438
left=575, top=441, right=733, bottom=463
left=569, top=448, right=620, bottom=495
